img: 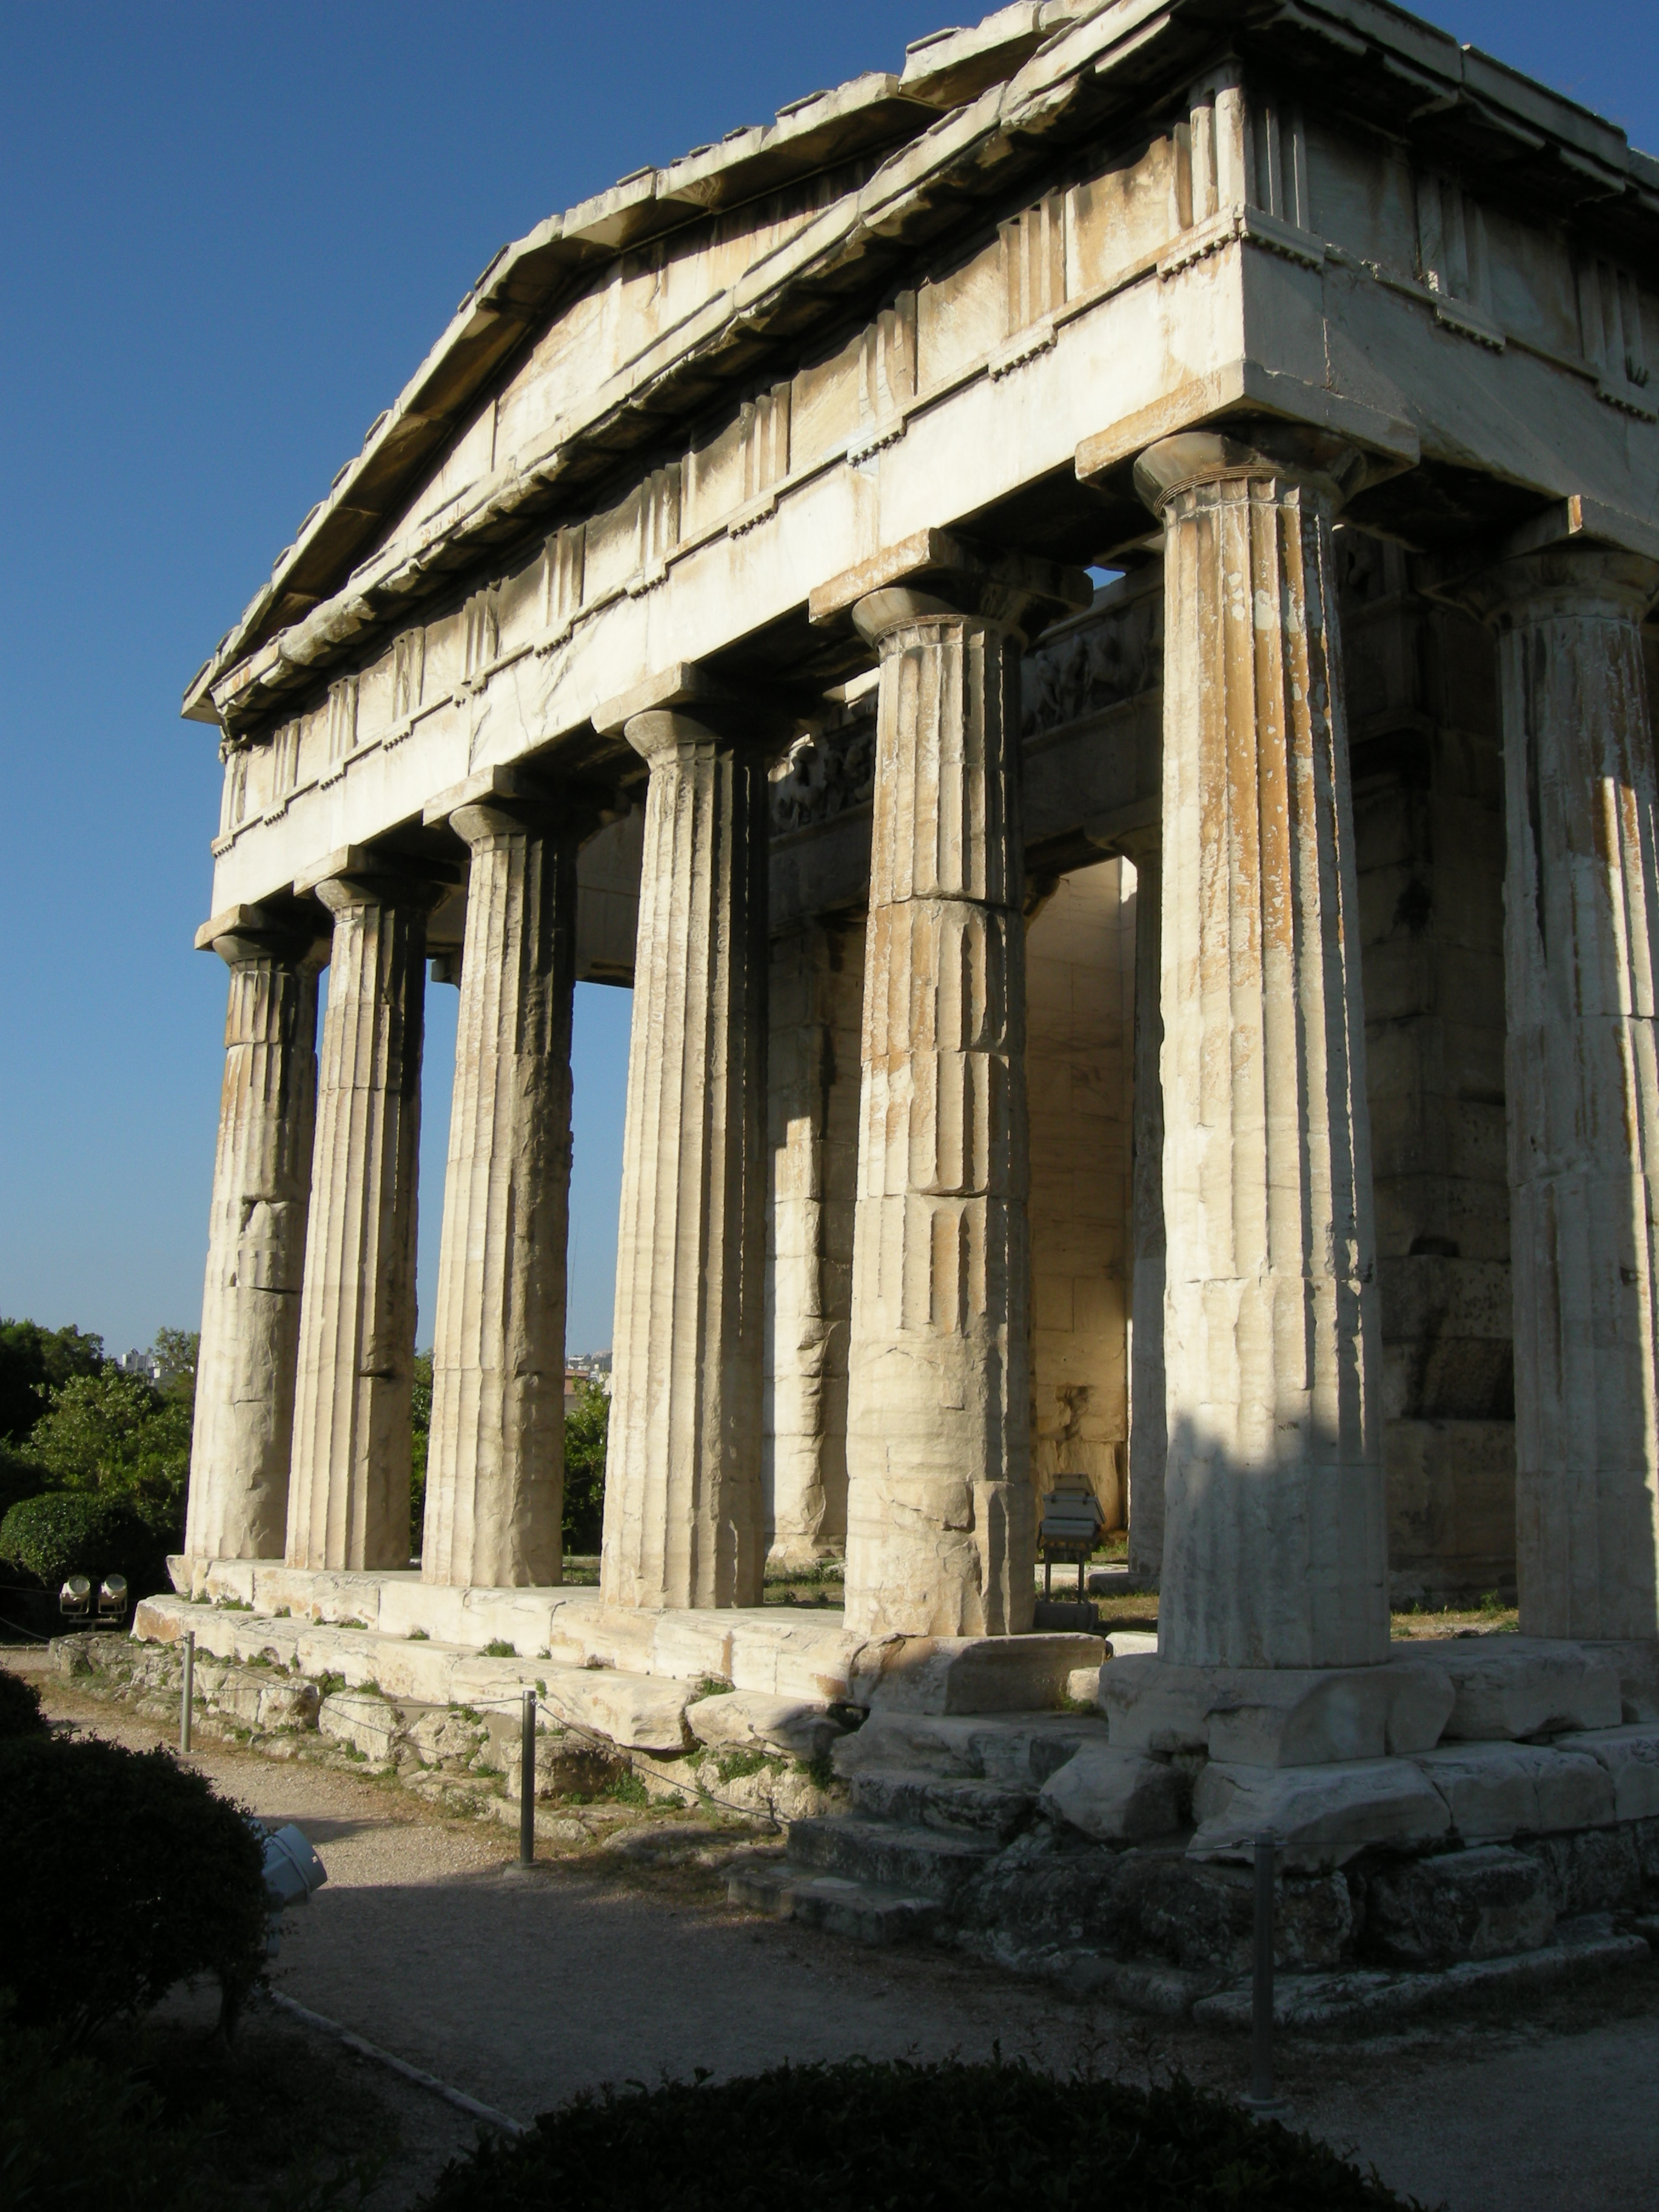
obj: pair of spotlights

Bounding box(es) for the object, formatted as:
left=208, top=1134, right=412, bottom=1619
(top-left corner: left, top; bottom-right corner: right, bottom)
left=58, top=1574, right=129, bottom=1621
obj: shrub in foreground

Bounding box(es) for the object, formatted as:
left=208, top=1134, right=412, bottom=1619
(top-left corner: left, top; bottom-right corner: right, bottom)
left=0, top=1488, right=173, bottom=1598
left=0, top=1664, right=47, bottom=1737
left=0, top=1736, right=268, bottom=2045
left=418, top=2058, right=1430, bottom=2212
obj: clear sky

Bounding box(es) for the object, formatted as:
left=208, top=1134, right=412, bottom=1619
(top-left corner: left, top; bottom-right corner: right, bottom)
left=0, top=1, right=1653, bottom=1359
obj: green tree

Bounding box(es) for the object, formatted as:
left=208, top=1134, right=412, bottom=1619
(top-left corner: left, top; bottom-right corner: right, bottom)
left=26, top=1362, right=193, bottom=1533
left=0, top=1319, right=104, bottom=1444
left=411, top=1349, right=434, bottom=1543
left=563, top=1378, right=609, bottom=1553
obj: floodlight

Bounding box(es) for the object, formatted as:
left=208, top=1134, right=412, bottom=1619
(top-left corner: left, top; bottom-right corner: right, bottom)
left=98, top=1575, right=129, bottom=1620
left=59, top=1575, right=92, bottom=1619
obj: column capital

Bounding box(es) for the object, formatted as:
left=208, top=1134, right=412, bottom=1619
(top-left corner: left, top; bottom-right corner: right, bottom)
left=1421, top=501, right=1659, bottom=627
left=592, top=661, right=801, bottom=765
left=193, top=903, right=329, bottom=970
left=809, top=526, right=1090, bottom=651
left=1134, top=424, right=1370, bottom=518
left=294, top=844, right=460, bottom=917
left=421, top=764, right=617, bottom=846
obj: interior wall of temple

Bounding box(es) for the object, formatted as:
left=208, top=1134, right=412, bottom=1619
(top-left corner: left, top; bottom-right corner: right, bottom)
left=1025, top=857, right=1136, bottom=1533
left=1342, top=531, right=1517, bottom=1606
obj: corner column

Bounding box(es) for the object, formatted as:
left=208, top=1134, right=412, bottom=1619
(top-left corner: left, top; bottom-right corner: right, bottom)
left=1139, top=428, right=1387, bottom=1669
left=286, top=857, right=446, bottom=1572
left=186, top=909, right=324, bottom=1561
left=825, top=541, right=1088, bottom=1638
left=600, top=692, right=771, bottom=1609
left=421, top=789, right=595, bottom=1589
left=1461, top=540, right=1659, bottom=1638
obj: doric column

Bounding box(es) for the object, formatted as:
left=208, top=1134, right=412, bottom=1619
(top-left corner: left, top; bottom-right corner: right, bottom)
left=820, top=538, right=1088, bottom=1639
left=765, top=917, right=863, bottom=1569
left=599, top=684, right=772, bottom=1609
left=1138, top=427, right=1387, bottom=1670
left=421, top=787, right=596, bottom=1589
left=185, top=908, right=324, bottom=1561
left=1457, top=538, right=1659, bottom=1639
left=1124, top=834, right=1168, bottom=1584
left=286, top=854, right=447, bottom=1572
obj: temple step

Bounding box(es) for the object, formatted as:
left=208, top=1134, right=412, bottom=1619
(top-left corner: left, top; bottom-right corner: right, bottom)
left=846, top=1768, right=1037, bottom=1842
left=785, top=1813, right=999, bottom=1901
left=726, top=1858, right=945, bottom=1945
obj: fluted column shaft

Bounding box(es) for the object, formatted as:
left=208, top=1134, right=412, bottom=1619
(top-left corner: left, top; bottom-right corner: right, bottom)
left=286, top=870, right=438, bottom=1571
left=422, top=799, right=587, bottom=1589
left=1141, top=429, right=1387, bottom=1669
left=1125, top=838, right=1168, bottom=1584
left=600, top=711, right=769, bottom=1609
left=1470, top=546, right=1659, bottom=1638
left=842, top=590, right=1034, bottom=1638
left=186, top=922, right=321, bottom=1560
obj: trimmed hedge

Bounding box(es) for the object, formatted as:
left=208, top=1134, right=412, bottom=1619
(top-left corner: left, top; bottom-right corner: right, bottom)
left=0, top=1489, right=172, bottom=1599
left=418, top=2059, right=1430, bottom=2212
left=0, top=1665, right=47, bottom=1737
left=0, top=1736, right=269, bottom=2045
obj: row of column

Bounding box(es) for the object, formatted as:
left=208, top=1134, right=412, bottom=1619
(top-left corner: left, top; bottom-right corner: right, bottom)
left=187, top=432, right=1659, bottom=1661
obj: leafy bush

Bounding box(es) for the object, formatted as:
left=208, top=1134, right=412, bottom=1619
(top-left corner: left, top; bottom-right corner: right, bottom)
left=563, top=1378, right=609, bottom=1553
left=0, top=1736, right=269, bottom=2045
left=0, top=1665, right=47, bottom=1737
left=418, top=2060, right=1427, bottom=2212
left=0, top=1490, right=172, bottom=1598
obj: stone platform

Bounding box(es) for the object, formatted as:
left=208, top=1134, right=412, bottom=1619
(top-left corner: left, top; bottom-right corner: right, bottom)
left=136, top=1560, right=1104, bottom=1751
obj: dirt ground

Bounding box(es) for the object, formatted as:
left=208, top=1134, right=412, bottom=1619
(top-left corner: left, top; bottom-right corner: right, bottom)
left=12, top=1646, right=1659, bottom=2211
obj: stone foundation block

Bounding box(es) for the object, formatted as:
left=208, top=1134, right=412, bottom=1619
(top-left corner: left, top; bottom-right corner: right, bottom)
left=1410, top=1638, right=1622, bottom=1740
left=537, top=1664, right=692, bottom=1752
left=209, top=1675, right=320, bottom=1731
left=1102, top=1654, right=1452, bottom=1767
left=686, top=1689, right=844, bottom=1761
left=832, top=1710, right=1108, bottom=1786
left=851, top=1634, right=1105, bottom=1715
left=1362, top=1846, right=1555, bottom=1968
left=318, top=1689, right=402, bottom=1761
left=1555, top=1724, right=1659, bottom=1821
left=1518, top=1826, right=1644, bottom=1917
left=1413, top=1741, right=1615, bottom=1840
left=1190, top=1758, right=1451, bottom=1869
left=1039, top=1746, right=1187, bottom=1843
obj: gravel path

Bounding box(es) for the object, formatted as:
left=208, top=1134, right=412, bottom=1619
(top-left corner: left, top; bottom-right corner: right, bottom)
left=14, top=1649, right=1659, bottom=2210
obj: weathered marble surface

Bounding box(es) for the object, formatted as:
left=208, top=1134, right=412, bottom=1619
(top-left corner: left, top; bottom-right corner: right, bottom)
left=1143, top=427, right=1388, bottom=1671
left=286, top=865, right=443, bottom=1572
left=421, top=794, right=589, bottom=1589
left=600, top=702, right=771, bottom=1610
left=186, top=914, right=323, bottom=1561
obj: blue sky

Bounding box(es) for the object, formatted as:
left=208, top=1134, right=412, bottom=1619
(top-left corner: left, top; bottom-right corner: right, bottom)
left=0, top=1, right=1653, bottom=1358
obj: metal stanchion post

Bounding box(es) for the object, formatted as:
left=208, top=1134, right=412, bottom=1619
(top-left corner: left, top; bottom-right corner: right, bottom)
left=179, top=1630, right=195, bottom=1756
left=518, top=1688, right=535, bottom=1868
left=1243, top=1829, right=1288, bottom=2116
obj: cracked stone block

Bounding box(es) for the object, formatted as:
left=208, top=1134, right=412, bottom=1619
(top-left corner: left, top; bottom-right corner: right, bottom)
left=1414, top=1740, right=1616, bottom=1840
left=503, top=1732, right=621, bottom=1802
left=832, top=1710, right=1109, bottom=1785
left=851, top=1634, right=1106, bottom=1715
left=1190, top=1757, right=1451, bottom=1869
left=686, top=1689, right=844, bottom=1760
left=1039, top=1746, right=1187, bottom=1842
left=538, top=1663, right=691, bottom=1752
left=318, top=1689, right=403, bottom=1761
left=405, top=1708, right=488, bottom=1766
left=1103, top=1654, right=1453, bottom=1766
left=1363, top=1845, right=1555, bottom=1967
left=1410, top=1639, right=1623, bottom=1740
left=1555, top=1724, right=1659, bottom=1820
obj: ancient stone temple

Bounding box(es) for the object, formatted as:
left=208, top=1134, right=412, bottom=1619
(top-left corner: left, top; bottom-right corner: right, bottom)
left=154, top=1, right=1659, bottom=1991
